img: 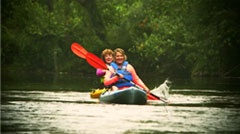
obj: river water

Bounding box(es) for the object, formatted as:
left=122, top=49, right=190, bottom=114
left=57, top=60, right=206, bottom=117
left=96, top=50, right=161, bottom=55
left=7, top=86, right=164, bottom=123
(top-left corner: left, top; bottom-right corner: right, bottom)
left=1, top=72, right=240, bottom=133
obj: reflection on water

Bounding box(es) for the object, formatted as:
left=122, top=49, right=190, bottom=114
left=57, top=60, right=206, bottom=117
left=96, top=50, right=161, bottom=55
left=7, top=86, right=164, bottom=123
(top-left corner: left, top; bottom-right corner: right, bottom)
left=2, top=71, right=99, bottom=91
left=1, top=72, right=240, bottom=133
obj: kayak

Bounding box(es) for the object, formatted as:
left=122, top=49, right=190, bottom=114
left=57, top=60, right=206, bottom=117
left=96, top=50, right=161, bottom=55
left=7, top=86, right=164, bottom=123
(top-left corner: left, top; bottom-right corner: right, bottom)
left=99, top=87, right=147, bottom=105
left=90, top=88, right=110, bottom=98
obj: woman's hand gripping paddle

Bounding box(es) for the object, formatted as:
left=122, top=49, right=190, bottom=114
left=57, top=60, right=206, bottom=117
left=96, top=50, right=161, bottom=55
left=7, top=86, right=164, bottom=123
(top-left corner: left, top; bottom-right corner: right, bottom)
left=71, top=43, right=167, bottom=102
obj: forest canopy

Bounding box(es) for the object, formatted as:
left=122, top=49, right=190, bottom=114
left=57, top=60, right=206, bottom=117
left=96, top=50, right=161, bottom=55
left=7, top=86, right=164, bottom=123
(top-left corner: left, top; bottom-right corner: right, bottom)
left=1, top=0, right=240, bottom=77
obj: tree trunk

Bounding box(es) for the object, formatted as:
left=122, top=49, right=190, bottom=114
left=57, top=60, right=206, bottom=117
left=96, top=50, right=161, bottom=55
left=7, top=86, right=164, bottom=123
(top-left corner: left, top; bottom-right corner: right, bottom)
left=53, top=49, right=58, bottom=73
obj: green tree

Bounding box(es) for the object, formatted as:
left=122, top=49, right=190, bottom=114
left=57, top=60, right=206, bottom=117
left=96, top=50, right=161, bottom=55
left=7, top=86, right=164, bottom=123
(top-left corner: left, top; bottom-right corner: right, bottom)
left=2, top=0, right=240, bottom=77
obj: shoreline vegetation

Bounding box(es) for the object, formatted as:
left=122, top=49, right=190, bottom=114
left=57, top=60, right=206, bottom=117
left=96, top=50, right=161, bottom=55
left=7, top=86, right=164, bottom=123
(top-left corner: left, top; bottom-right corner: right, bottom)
left=2, top=0, right=240, bottom=78
left=2, top=66, right=240, bottom=79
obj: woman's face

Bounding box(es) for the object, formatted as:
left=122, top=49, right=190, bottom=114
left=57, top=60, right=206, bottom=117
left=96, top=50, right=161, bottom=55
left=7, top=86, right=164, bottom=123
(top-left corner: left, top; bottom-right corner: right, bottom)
left=115, top=52, right=124, bottom=65
left=104, top=54, right=113, bottom=64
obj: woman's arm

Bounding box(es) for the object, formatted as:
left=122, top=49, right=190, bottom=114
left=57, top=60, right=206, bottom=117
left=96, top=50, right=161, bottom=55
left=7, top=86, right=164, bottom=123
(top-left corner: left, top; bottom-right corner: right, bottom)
left=96, top=69, right=106, bottom=77
left=104, top=66, right=119, bottom=86
left=127, top=65, right=150, bottom=92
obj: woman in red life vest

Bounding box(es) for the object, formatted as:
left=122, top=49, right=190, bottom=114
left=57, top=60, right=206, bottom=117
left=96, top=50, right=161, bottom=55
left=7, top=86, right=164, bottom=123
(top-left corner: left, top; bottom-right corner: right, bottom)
left=104, top=48, right=150, bottom=93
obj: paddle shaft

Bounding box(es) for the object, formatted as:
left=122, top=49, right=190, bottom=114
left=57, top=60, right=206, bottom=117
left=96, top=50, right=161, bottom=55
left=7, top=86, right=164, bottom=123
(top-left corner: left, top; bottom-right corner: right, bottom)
left=100, top=65, right=165, bottom=102
left=112, top=71, right=168, bottom=103
left=124, top=78, right=168, bottom=102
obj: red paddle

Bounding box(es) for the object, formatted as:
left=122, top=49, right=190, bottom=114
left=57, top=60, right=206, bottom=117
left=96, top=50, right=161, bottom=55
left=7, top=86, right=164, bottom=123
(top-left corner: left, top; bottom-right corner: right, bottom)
left=71, top=43, right=88, bottom=59
left=86, top=53, right=108, bottom=70
left=71, top=43, right=166, bottom=102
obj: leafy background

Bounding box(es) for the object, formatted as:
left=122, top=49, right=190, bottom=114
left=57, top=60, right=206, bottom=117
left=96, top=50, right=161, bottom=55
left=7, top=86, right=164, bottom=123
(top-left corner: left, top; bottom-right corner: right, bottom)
left=2, top=0, right=240, bottom=77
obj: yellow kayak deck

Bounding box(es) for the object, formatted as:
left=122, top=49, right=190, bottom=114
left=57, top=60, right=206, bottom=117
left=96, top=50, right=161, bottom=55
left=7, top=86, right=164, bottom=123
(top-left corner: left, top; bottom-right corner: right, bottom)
left=90, top=88, right=110, bottom=98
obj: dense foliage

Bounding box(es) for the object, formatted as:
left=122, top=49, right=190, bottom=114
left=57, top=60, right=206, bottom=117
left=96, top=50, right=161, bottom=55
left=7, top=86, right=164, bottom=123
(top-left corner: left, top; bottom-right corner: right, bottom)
left=2, top=0, right=240, bottom=77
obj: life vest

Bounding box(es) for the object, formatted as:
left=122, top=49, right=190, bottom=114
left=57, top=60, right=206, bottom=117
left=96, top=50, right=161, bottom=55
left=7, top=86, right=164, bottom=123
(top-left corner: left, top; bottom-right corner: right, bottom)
left=110, top=61, right=133, bottom=88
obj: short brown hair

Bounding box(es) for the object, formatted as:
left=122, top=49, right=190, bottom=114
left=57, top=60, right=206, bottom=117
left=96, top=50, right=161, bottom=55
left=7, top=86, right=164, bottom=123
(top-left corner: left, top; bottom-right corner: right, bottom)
left=114, top=48, right=127, bottom=60
left=101, top=49, right=114, bottom=60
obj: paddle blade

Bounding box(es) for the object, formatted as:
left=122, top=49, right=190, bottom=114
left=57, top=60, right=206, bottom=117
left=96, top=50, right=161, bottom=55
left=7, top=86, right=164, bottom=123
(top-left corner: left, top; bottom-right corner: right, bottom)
left=86, top=53, right=108, bottom=70
left=71, top=43, right=88, bottom=59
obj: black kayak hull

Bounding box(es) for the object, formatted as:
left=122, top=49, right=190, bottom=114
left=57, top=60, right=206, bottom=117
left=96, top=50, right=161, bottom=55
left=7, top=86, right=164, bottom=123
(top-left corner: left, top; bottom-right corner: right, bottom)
left=99, top=87, right=147, bottom=105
